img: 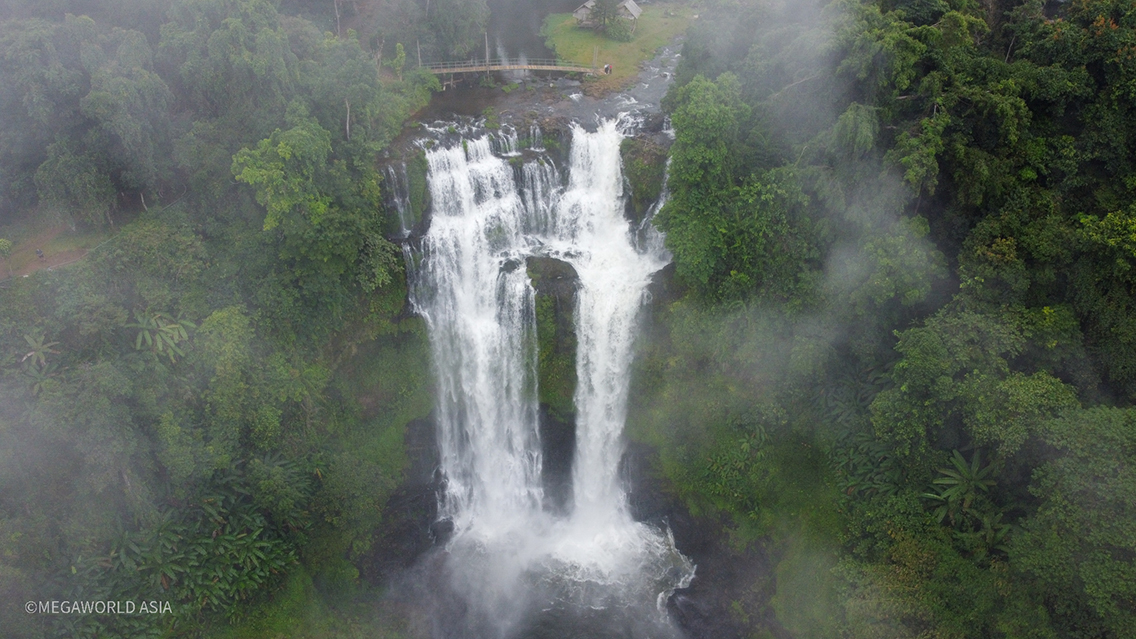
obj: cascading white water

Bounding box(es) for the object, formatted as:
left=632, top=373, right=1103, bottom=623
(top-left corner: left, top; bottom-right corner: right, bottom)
left=410, top=119, right=692, bottom=636
left=412, top=135, right=543, bottom=534
left=385, top=164, right=415, bottom=238
left=547, top=123, right=668, bottom=526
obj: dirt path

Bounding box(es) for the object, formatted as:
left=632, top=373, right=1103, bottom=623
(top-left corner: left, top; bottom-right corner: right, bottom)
left=18, top=249, right=89, bottom=276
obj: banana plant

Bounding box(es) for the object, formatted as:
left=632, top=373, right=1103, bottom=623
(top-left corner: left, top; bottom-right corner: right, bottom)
left=23, top=361, right=59, bottom=396
left=971, top=511, right=1012, bottom=561
left=834, top=431, right=902, bottom=498
left=126, top=310, right=194, bottom=363
left=922, top=449, right=997, bottom=527
left=21, top=332, right=60, bottom=368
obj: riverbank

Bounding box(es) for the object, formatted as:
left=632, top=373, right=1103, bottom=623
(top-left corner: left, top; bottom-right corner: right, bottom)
left=541, top=1, right=695, bottom=95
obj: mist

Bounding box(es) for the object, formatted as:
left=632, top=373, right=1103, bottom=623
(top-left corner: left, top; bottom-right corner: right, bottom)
left=2, top=0, right=1135, bottom=638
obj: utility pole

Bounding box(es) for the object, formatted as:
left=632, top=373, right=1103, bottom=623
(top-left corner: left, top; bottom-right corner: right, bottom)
left=485, top=31, right=490, bottom=76
left=417, top=39, right=422, bottom=68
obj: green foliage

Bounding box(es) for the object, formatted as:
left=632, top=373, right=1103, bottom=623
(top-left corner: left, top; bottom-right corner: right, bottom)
left=772, top=536, right=841, bottom=639
left=232, top=106, right=401, bottom=338
left=845, top=213, right=949, bottom=313
left=921, top=449, right=996, bottom=528
left=126, top=309, right=194, bottom=363
left=427, top=0, right=489, bottom=58
left=605, top=18, right=633, bottom=43
left=650, top=0, right=1136, bottom=634
left=0, top=237, right=11, bottom=279
left=590, top=0, right=621, bottom=29
left=0, top=14, right=174, bottom=225
left=34, top=137, right=118, bottom=225
left=833, top=432, right=902, bottom=500
left=620, top=137, right=667, bottom=218
left=533, top=294, right=576, bottom=421
left=0, top=1, right=442, bottom=631
left=482, top=106, right=500, bottom=130
left=233, top=112, right=335, bottom=232
left=60, top=468, right=301, bottom=638
left=19, top=331, right=59, bottom=369
left=384, top=42, right=406, bottom=81
left=870, top=309, right=1078, bottom=461
left=1011, top=407, right=1136, bottom=637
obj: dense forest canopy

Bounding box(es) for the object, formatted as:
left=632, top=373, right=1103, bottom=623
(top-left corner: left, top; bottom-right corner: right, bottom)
left=0, top=0, right=1134, bottom=637
left=636, top=0, right=1136, bottom=636
left=0, top=0, right=477, bottom=636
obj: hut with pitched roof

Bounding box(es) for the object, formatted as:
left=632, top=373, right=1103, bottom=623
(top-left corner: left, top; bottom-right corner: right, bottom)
left=572, top=0, right=643, bottom=28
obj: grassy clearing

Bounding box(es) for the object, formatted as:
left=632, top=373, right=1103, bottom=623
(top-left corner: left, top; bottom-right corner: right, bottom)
left=541, top=2, right=695, bottom=92
left=0, top=223, right=109, bottom=279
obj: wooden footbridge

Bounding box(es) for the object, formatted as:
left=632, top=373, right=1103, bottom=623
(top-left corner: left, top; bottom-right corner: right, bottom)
left=424, top=58, right=596, bottom=75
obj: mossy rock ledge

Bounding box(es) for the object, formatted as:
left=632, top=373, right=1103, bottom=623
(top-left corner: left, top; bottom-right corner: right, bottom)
left=620, top=135, right=669, bottom=225
left=527, top=255, right=579, bottom=513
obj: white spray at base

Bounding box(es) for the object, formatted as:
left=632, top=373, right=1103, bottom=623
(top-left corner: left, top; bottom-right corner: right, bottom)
left=409, top=119, right=693, bottom=636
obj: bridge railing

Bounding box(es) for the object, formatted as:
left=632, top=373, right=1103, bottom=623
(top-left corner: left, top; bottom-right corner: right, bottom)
left=423, top=58, right=593, bottom=72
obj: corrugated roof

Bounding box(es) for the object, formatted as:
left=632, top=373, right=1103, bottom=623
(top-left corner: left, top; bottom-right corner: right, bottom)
left=573, top=0, right=643, bottom=21
left=573, top=0, right=596, bottom=20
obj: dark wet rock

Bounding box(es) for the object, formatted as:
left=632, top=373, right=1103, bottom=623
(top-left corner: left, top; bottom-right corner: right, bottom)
left=429, top=518, right=455, bottom=545
left=359, top=415, right=441, bottom=585
left=527, top=256, right=580, bottom=513
left=641, top=112, right=668, bottom=134
left=622, top=441, right=790, bottom=639
left=526, top=255, right=579, bottom=300
left=621, top=136, right=669, bottom=224
left=539, top=404, right=575, bottom=514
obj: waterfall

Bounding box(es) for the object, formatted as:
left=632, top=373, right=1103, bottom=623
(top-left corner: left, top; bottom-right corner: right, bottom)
left=494, top=125, right=522, bottom=157
left=529, top=123, right=545, bottom=152
left=385, top=164, right=415, bottom=237
left=410, top=120, right=692, bottom=636
left=411, top=135, right=542, bottom=533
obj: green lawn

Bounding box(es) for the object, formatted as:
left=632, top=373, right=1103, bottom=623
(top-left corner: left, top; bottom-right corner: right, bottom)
left=0, top=222, right=109, bottom=278
left=541, top=3, right=695, bottom=91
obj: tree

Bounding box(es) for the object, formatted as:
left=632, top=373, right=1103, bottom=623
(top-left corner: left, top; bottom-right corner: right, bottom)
left=231, top=105, right=400, bottom=338
left=159, top=0, right=296, bottom=125
left=20, top=331, right=60, bottom=368
left=1011, top=407, right=1136, bottom=637
left=591, top=0, right=621, bottom=29
left=385, top=42, right=406, bottom=81
left=870, top=309, right=1078, bottom=462
left=921, top=450, right=996, bottom=528
left=232, top=110, right=334, bottom=232
left=0, top=15, right=175, bottom=226
left=0, top=238, right=11, bottom=278
left=427, top=0, right=488, bottom=58
left=125, top=309, right=194, bottom=363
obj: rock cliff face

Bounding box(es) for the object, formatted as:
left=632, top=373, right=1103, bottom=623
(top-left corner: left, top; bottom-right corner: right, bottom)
left=620, top=135, right=669, bottom=224
left=526, top=255, right=579, bottom=514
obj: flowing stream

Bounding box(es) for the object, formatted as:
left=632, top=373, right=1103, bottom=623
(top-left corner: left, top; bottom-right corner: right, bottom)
left=408, top=119, right=691, bottom=637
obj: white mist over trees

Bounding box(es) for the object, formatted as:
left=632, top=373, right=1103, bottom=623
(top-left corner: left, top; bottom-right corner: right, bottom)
left=1, top=0, right=1135, bottom=637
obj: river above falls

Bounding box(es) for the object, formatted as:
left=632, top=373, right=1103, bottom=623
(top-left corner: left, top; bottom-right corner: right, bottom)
left=415, top=35, right=682, bottom=129
left=486, top=0, right=580, bottom=61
